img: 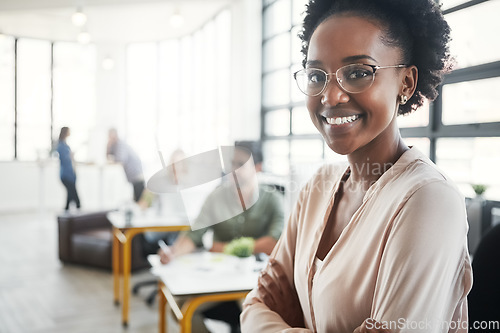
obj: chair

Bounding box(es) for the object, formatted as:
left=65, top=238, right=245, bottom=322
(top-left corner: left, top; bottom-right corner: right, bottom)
left=468, top=223, right=500, bottom=331
left=57, top=210, right=149, bottom=271
left=132, top=232, right=179, bottom=305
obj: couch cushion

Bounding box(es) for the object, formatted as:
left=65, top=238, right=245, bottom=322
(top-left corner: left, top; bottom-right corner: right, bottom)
left=72, top=230, right=112, bottom=269
left=77, top=228, right=113, bottom=241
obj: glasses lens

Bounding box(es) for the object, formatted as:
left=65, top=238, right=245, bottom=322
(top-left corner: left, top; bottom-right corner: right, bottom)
left=337, top=64, right=375, bottom=93
left=295, top=69, right=327, bottom=96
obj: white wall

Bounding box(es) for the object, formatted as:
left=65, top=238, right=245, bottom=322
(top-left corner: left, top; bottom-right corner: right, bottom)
left=0, top=160, right=132, bottom=213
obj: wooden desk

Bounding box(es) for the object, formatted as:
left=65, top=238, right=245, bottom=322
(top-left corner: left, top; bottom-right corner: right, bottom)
left=150, top=253, right=263, bottom=333
left=108, top=211, right=190, bottom=327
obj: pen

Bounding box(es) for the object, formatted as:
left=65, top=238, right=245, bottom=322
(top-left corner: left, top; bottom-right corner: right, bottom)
left=158, top=239, right=173, bottom=256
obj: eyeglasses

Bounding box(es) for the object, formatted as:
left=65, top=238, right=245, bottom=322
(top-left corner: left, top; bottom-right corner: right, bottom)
left=293, top=63, right=407, bottom=96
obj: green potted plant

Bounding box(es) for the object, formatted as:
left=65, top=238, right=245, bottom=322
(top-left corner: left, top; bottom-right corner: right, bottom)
left=224, top=237, right=255, bottom=271
left=471, top=184, right=487, bottom=197
left=224, top=237, right=255, bottom=258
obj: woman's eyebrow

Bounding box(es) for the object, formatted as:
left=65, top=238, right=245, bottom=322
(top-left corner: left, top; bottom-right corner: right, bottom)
left=342, top=54, right=377, bottom=63
left=305, top=55, right=378, bottom=67
left=305, top=60, right=322, bottom=67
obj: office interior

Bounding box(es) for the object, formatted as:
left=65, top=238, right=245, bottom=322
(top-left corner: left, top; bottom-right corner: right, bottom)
left=0, top=0, right=499, bottom=332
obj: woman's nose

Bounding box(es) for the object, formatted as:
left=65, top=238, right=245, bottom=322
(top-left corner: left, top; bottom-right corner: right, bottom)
left=320, top=78, right=350, bottom=106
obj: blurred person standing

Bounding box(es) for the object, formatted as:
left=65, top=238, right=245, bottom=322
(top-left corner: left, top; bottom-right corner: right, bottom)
left=106, top=128, right=145, bottom=202
left=57, top=127, right=81, bottom=211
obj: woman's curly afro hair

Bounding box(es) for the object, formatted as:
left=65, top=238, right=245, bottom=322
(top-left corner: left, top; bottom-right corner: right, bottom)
left=299, top=0, right=452, bottom=115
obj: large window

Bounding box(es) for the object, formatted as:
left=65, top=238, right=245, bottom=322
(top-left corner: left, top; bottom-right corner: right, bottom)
left=434, top=0, right=500, bottom=199
left=261, top=0, right=500, bottom=200
left=0, top=9, right=230, bottom=170
left=0, top=36, right=15, bottom=160
left=261, top=0, right=323, bottom=179
left=0, top=38, right=97, bottom=162
left=53, top=42, right=96, bottom=161
left=125, top=9, right=232, bottom=179
left=126, top=42, right=159, bottom=178
left=16, top=39, right=52, bottom=161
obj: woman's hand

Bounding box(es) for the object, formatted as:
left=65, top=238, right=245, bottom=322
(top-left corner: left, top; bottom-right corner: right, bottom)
left=353, top=318, right=391, bottom=333
left=256, top=258, right=305, bottom=328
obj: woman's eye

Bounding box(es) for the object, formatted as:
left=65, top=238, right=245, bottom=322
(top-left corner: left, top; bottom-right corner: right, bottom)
left=346, top=69, right=371, bottom=80
left=308, top=72, right=325, bottom=84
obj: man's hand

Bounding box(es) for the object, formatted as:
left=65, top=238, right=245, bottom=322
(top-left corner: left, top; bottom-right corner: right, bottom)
left=210, top=241, right=227, bottom=253
left=158, top=235, right=196, bottom=264
left=256, top=258, right=305, bottom=328
left=353, top=318, right=391, bottom=333
left=157, top=247, right=175, bottom=264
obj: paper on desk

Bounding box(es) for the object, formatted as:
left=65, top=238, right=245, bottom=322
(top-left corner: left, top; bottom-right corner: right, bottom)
left=149, top=252, right=264, bottom=295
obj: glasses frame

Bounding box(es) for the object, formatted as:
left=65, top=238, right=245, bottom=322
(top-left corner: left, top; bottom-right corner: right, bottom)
left=293, top=63, right=407, bottom=96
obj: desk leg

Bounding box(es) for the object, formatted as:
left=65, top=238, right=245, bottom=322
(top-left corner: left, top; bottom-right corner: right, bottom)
left=112, top=229, right=120, bottom=306
left=181, top=292, right=249, bottom=333
left=122, top=232, right=132, bottom=327
left=158, top=281, right=166, bottom=333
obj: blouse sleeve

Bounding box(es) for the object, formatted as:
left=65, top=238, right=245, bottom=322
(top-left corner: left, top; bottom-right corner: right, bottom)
left=371, top=180, right=473, bottom=333
left=241, top=182, right=313, bottom=333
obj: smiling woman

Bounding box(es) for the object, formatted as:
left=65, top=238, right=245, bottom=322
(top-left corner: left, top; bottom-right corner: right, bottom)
left=304, top=13, right=417, bottom=157
left=242, top=0, right=472, bottom=332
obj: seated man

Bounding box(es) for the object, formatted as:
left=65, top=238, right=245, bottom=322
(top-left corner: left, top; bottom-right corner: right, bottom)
left=158, top=141, right=284, bottom=333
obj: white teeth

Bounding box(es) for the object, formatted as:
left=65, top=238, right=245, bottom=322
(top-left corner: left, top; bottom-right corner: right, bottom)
left=326, top=115, right=359, bottom=125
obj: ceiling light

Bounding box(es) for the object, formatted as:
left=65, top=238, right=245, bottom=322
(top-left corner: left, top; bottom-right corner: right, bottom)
left=72, top=8, right=87, bottom=27
left=102, top=57, right=114, bottom=70
left=77, top=31, right=91, bottom=44
left=169, top=10, right=184, bottom=28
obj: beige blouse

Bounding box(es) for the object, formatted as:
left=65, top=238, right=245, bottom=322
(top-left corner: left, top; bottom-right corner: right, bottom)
left=241, top=148, right=472, bottom=333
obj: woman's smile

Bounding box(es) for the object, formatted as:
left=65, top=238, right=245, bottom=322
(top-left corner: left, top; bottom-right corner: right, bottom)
left=319, top=112, right=364, bottom=136
left=324, top=114, right=361, bottom=125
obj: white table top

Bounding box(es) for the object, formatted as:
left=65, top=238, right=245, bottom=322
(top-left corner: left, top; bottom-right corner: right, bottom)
left=149, top=252, right=266, bottom=296
left=107, top=210, right=190, bottom=229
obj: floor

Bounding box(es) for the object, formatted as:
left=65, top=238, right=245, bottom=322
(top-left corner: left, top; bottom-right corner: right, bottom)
left=0, top=211, right=229, bottom=333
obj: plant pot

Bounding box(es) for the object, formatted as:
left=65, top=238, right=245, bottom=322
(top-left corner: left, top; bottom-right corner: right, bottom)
left=235, top=255, right=256, bottom=272
left=467, top=195, right=485, bottom=254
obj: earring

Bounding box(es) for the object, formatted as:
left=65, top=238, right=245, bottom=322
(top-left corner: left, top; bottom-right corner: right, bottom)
left=399, top=95, right=408, bottom=105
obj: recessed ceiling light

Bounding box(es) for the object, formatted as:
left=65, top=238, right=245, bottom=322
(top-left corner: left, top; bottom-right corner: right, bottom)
left=72, top=9, right=87, bottom=27
left=170, top=9, right=184, bottom=28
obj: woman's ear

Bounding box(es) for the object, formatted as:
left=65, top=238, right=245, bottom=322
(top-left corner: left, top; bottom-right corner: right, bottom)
left=401, top=65, right=418, bottom=98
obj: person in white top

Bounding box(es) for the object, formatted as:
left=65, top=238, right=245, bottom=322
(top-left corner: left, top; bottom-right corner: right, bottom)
left=241, top=0, right=472, bottom=332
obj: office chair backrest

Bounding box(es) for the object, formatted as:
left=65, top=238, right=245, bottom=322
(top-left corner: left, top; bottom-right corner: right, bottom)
left=468, top=223, right=500, bottom=331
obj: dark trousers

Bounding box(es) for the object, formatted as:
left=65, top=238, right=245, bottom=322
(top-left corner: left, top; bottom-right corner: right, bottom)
left=61, top=179, right=80, bottom=210
left=132, top=180, right=145, bottom=202
left=203, top=301, right=241, bottom=333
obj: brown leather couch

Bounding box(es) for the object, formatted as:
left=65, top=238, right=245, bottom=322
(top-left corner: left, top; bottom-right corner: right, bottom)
left=57, top=210, right=149, bottom=271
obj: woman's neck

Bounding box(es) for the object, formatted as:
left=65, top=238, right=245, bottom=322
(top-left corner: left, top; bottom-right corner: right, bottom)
left=346, top=136, right=408, bottom=192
